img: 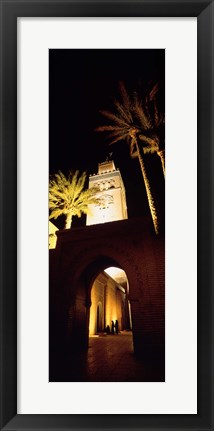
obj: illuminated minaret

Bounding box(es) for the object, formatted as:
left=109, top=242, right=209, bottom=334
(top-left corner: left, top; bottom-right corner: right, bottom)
left=86, top=160, right=128, bottom=225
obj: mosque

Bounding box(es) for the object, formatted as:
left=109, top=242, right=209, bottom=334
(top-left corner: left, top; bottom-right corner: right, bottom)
left=86, top=159, right=128, bottom=225
left=50, top=160, right=131, bottom=336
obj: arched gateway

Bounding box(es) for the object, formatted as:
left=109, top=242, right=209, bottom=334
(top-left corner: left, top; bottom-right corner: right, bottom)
left=49, top=216, right=165, bottom=372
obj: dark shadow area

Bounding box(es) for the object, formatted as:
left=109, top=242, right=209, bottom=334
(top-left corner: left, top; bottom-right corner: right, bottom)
left=50, top=331, right=165, bottom=382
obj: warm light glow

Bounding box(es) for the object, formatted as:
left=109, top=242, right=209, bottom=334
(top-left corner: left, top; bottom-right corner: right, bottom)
left=49, top=221, right=58, bottom=249
left=89, top=268, right=128, bottom=336
left=86, top=161, right=128, bottom=226
left=104, top=267, right=127, bottom=284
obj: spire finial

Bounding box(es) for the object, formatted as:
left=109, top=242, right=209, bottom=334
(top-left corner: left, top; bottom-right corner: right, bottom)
left=106, top=151, right=113, bottom=161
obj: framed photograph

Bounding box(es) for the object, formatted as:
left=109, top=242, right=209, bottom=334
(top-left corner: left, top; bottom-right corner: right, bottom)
left=48, top=47, right=166, bottom=386
left=0, top=0, right=213, bottom=430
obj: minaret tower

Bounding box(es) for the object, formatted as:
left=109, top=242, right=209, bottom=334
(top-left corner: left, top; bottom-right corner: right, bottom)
left=86, top=160, right=128, bottom=226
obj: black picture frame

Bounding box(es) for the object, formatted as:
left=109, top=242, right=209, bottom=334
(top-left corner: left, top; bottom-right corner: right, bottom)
left=0, top=0, right=213, bottom=430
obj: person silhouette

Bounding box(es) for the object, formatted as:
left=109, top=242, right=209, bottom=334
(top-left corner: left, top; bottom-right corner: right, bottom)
left=105, top=325, right=110, bottom=334
left=111, top=320, right=115, bottom=334
left=115, top=320, right=119, bottom=334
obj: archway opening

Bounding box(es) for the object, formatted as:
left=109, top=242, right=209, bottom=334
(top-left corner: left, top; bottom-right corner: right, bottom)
left=89, top=266, right=132, bottom=337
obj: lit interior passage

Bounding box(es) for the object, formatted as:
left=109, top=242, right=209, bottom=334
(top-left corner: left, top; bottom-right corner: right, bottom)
left=89, top=266, right=131, bottom=336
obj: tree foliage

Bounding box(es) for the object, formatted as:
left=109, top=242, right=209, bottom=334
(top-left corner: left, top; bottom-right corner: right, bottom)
left=95, top=81, right=164, bottom=234
left=95, top=81, right=165, bottom=176
left=137, top=83, right=165, bottom=176
left=49, top=170, right=101, bottom=229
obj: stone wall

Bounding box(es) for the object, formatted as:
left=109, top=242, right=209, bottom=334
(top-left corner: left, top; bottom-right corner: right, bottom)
left=49, top=216, right=165, bottom=363
left=89, top=272, right=126, bottom=335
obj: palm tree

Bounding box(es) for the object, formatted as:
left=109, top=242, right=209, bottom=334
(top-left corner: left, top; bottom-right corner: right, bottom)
left=95, top=82, right=160, bottom=234
left=49, top=170, right=101, bottom=229
left=136, top=83, right=165, bottom=176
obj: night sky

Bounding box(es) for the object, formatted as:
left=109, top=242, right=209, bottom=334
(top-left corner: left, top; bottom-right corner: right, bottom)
left=49, top=49, right=165, bottom=229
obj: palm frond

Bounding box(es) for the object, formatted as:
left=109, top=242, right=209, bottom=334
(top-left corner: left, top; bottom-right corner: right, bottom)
left=139, top=134, right=157, bottom=146
left=106, top=128, right=129, bottom=139
left=133, top=100, right=152, bottom=130
left=133, top=90, right=153, bottom=128
left=49, top=169, right=100, bottom=228
left=49, top=208, right=65, bottom=220
left=114, top=99, right=133, bottom=124
left=143, top=146, right=157, bottom=154
left=149, top=82, right=159, bottom=100
left=108, top=132, right=130, bottom=146
left=95, top=125, right=119, bottom=132
left=99, top=110, right=129, bottom=128
left=118, top=81, right=131, bottom=111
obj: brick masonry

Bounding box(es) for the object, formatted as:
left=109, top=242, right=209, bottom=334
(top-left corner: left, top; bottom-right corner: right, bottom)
left=49, top=216, right=165, bottom=363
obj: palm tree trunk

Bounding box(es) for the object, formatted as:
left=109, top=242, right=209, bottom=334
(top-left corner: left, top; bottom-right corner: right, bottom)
left=65, top=213, right=72, bottom=229
left=135, top=140, right=159, bottom=234
left=158, top=150, right=165, bottom=177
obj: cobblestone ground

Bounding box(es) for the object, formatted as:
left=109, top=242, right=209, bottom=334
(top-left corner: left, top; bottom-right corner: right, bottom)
left=51, top=331, right=165, bottom=382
